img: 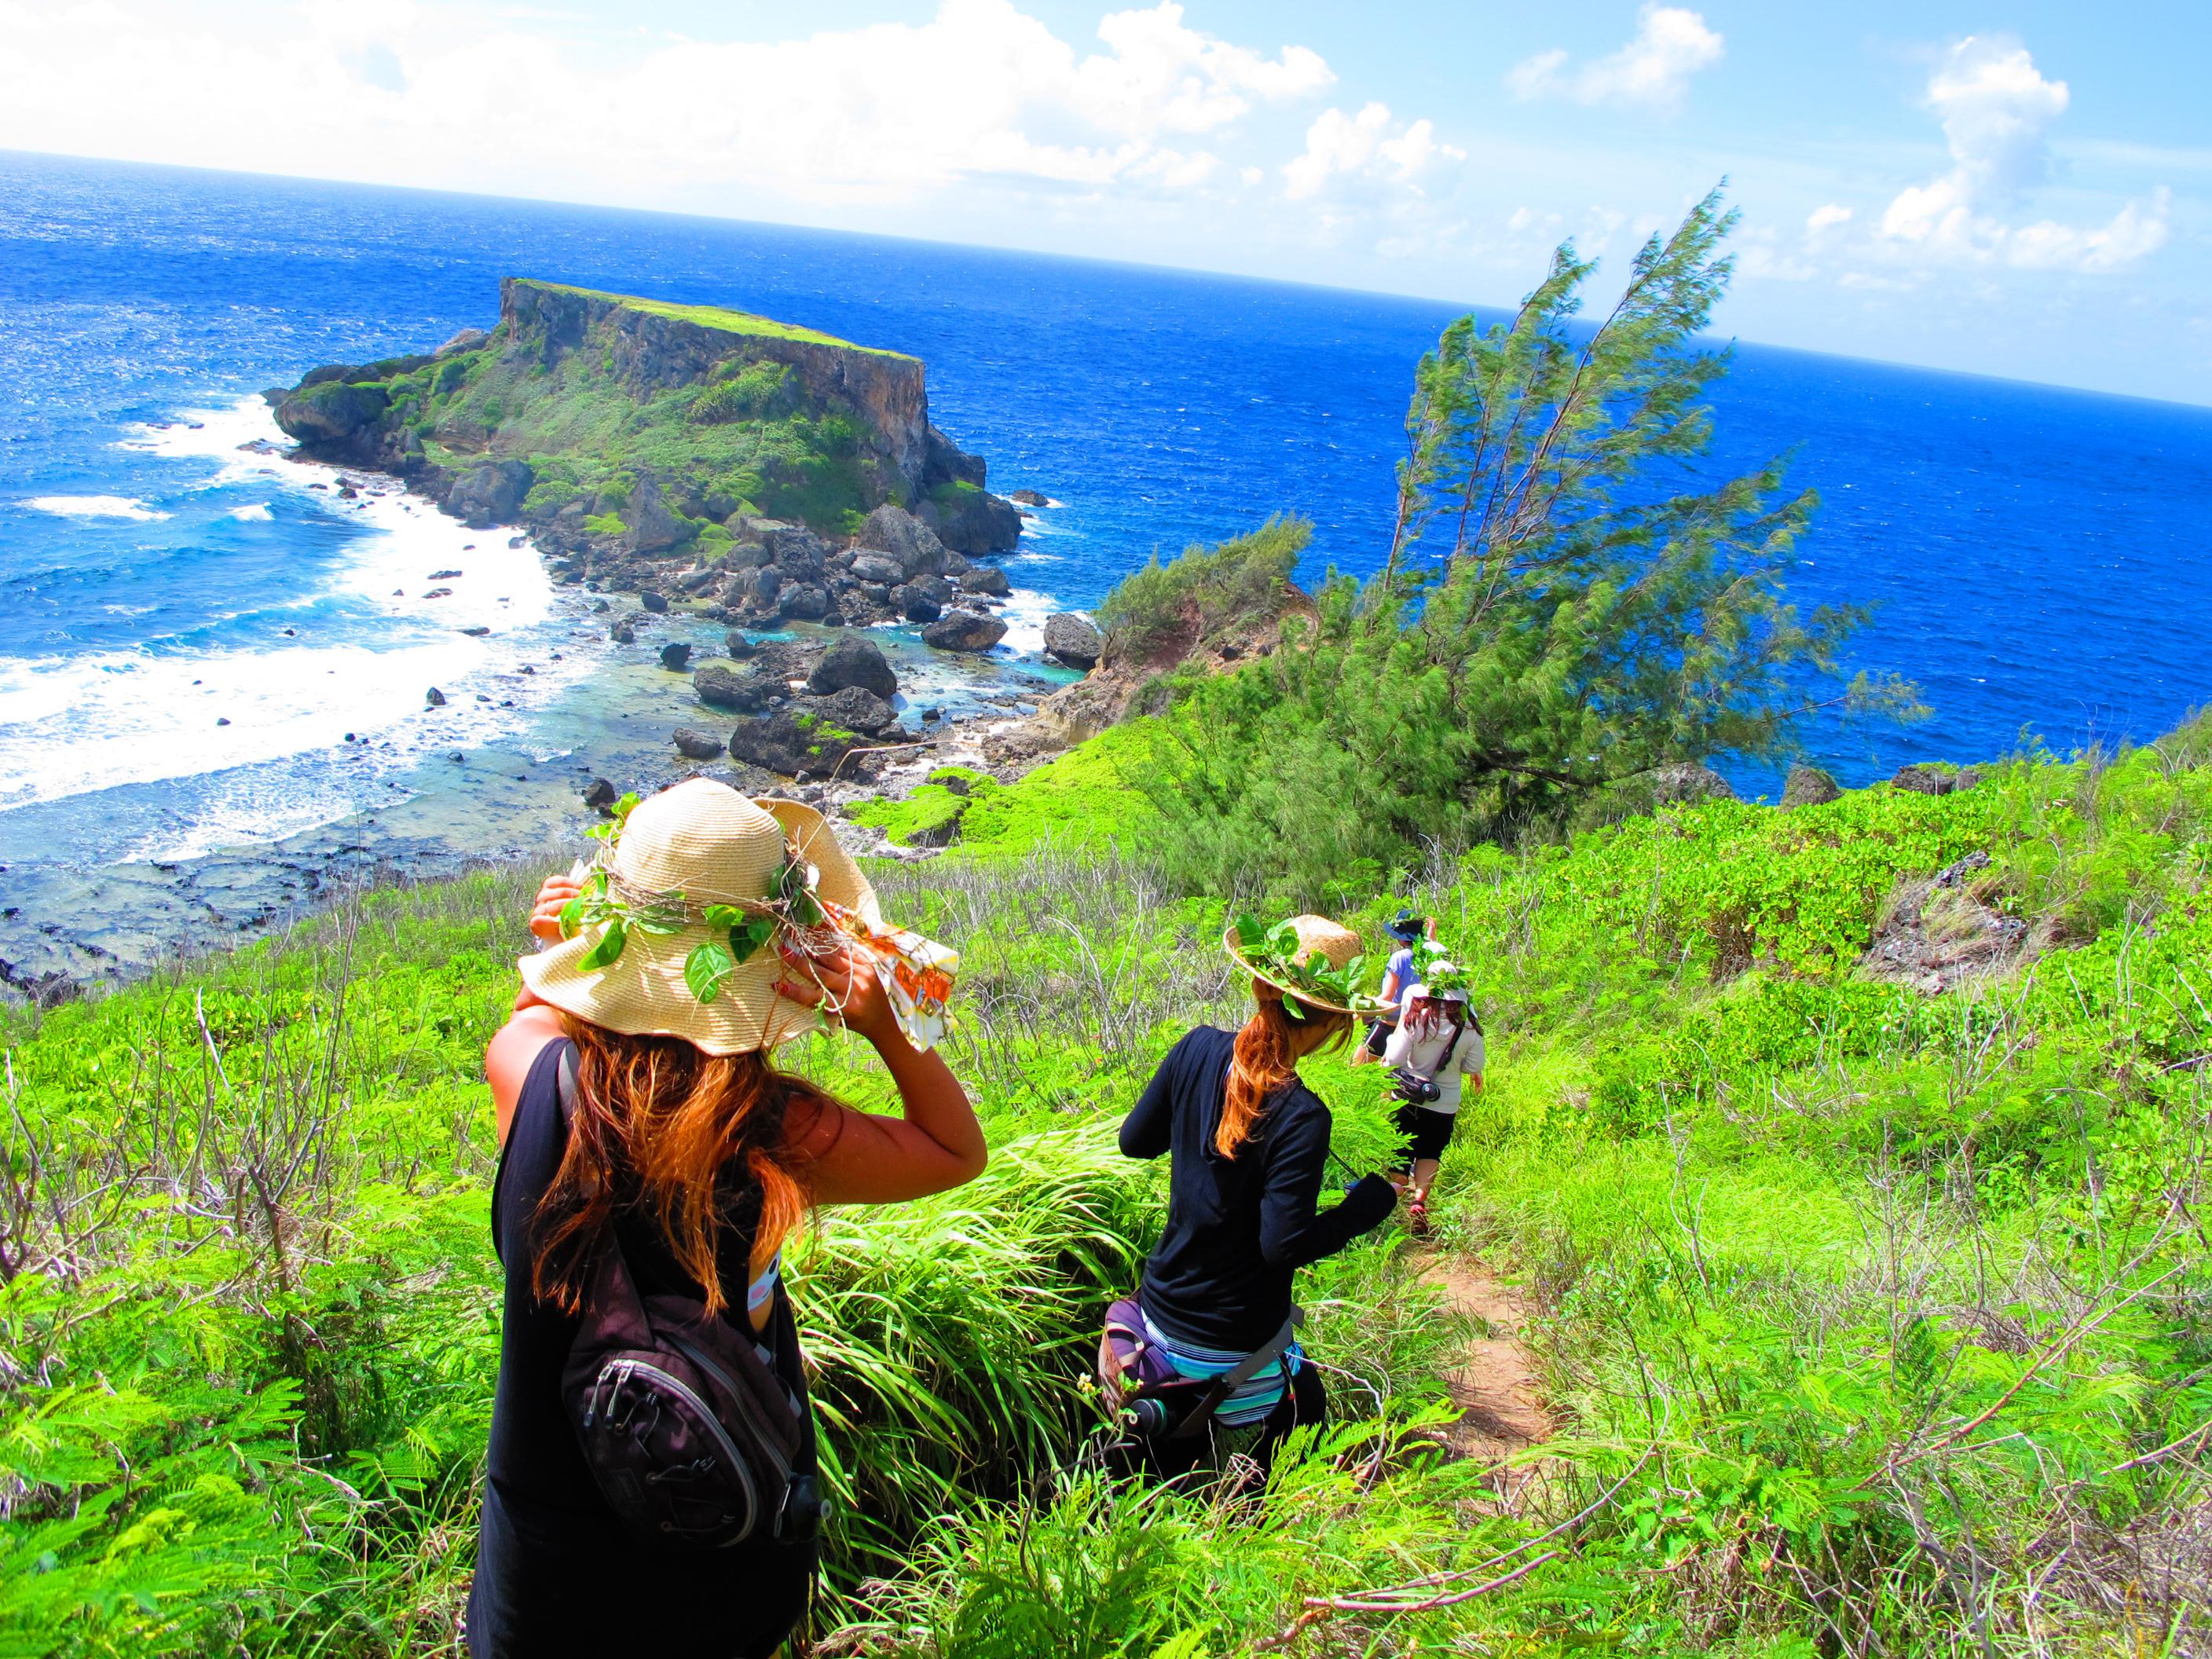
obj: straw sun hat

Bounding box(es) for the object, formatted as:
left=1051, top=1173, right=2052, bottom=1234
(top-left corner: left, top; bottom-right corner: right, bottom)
left=1221, top=914, right=1378, bottom=1016
left=523, top=778, right=889, bottom=1057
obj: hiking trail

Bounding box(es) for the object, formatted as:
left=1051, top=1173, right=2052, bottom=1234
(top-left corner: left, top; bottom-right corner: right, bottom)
left=1415, top=1246, right=1551, bottom=1464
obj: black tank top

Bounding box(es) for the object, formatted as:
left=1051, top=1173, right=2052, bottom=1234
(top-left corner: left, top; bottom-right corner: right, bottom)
left=466, top=1039, right=817, bottom=1658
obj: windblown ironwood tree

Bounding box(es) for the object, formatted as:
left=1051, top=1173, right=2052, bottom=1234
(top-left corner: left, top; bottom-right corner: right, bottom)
left=1133, top=188, right=1921, bottom=902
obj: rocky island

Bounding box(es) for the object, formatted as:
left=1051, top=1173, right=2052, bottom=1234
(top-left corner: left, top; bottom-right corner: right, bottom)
left=272, top=277, right=1027, bottom=632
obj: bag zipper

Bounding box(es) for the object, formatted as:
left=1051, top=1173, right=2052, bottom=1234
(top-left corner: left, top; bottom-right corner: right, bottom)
left=603, top=1357, right=760, bottom=1542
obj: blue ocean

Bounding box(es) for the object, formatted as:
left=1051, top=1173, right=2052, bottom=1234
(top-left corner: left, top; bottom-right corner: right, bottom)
left=5, top=149, right=2211, bottom=977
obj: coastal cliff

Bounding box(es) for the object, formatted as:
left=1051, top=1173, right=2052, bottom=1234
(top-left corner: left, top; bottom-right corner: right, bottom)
left=271, top=278, right=1025, bottom=619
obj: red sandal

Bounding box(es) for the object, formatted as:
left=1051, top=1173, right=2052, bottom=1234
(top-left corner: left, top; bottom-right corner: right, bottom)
left=1406, top=1196, right=1431, bottom=1238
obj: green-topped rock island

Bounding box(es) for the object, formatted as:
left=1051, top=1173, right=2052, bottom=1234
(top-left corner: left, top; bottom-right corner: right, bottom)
left=271, top=277, right=1026, bottom=630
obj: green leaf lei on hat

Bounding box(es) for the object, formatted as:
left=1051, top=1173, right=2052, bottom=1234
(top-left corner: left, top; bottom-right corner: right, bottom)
left=1231, top=913, right=1389, bottom=1019
left=555, top=791, right=829, bottom=1005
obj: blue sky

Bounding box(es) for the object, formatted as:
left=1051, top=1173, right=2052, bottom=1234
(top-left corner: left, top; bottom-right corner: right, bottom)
left=2, top=1, right=2205, bottom=401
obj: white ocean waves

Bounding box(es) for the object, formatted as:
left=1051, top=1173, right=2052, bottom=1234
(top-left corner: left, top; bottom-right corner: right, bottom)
left=26, top=494, right=170, bottom=520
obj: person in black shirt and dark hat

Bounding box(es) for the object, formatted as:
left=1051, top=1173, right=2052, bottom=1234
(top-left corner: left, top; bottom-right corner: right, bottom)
left=1105, top=914, right=1399, bottom=1479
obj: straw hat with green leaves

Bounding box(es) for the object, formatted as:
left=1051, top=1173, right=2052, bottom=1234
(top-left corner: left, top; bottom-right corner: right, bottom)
left=522, top=777, right=911, bottom=1057
left=1222, top=913, right=1390, bottom=1018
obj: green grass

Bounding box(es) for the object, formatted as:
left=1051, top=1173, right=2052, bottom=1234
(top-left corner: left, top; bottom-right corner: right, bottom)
left=522, top=280, right=914, bottom=359
left=4, top=720, right=2208, bottom=1654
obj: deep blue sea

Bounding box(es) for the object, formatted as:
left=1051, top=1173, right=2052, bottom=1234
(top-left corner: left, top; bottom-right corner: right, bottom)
left=5, top=149, right=2211, bottom=974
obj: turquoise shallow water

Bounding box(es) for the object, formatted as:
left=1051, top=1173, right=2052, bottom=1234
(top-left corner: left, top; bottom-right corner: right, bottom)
left=3, top=148, right=2210, bottom=983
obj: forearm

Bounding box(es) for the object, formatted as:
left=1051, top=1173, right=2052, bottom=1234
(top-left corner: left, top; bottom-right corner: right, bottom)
left=871, top=1034, right=987, bottom=1178
left=1266, top=1177, right=1397, bottom=1268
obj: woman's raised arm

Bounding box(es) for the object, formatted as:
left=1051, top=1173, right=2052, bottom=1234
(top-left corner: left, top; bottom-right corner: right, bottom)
left=775, top=938, right=988, bottom=1205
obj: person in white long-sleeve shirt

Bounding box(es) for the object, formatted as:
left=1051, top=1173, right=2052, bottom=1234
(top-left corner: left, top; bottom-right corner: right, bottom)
left=1380, top=980, right=1484, bottom=1236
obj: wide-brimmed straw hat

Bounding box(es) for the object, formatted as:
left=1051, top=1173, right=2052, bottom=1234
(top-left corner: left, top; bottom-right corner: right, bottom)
left=1221, top=913, right=1371, bottom=1016
left=522, top=778, right=877, bottom=1056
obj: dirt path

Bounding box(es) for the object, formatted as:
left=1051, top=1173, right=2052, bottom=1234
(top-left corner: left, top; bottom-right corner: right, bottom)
left=1415, top=1247, right=1551, bottom=1464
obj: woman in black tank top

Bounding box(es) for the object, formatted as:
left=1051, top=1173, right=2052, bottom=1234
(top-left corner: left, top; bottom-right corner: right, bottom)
left=467, top=782, right=987, bottom=1658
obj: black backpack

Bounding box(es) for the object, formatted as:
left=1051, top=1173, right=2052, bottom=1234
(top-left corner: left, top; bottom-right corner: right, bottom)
left=552, top=1048, right=823, bottom=1550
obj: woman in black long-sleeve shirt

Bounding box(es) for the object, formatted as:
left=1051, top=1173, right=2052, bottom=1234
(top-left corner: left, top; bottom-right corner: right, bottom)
left=1117, top=915, right=1399, bottom=1474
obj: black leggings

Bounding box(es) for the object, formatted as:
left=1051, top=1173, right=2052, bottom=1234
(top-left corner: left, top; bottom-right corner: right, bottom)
left=1120, top=1362, right=1328, bottom=1488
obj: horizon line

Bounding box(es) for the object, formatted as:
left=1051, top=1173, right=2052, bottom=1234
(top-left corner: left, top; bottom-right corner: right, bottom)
left=7, top=144, right=2209, bottom=417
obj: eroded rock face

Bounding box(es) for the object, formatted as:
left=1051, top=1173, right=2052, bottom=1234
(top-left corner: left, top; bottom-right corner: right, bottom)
left=808, top=635, right=898, bottom=699
left=1043, top=612, right=1104, bottom=670
left=1782, top=764, right=1841, bottom=808
left=921, top=610, right=1008, bottom=654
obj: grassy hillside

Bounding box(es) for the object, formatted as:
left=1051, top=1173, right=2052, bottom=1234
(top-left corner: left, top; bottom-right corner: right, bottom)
left=3, top=719, right=2207, bottom=1655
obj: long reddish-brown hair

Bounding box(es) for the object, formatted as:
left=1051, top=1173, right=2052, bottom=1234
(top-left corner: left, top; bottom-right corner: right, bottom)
left=1217, top=983, right=1353, bottom=1158
left=531, top=1016, right=837, bottom=1318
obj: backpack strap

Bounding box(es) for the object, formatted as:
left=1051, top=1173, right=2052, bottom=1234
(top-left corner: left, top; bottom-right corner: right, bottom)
left=1166, top=1306, right=1306, bottom=1439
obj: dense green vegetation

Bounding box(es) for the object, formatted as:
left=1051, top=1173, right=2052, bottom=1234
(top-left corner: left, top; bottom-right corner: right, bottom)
left=1103, top=193, right=1925, bottom=906
left=356, top=280, right=911, bottom=534
left=4, top=711, right=2206, bottom=1654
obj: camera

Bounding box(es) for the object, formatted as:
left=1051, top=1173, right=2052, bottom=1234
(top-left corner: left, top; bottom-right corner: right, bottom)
left=1390, top=1068, right=1441, bottom=1105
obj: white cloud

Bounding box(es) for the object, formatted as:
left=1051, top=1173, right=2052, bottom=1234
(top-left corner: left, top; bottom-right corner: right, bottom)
left=1806, top=203, right=1853, bottom=235
left=0, top=0, right=1332, bottom=204
left=1507, top=5, right=1722, bottom=112
left=1877, top=36, right=2169, bottom=272
left=1282, top=101, right=1463, bottom=200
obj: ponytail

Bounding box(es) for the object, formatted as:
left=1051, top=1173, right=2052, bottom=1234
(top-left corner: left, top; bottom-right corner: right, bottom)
left=1217, top=984, right=1352, bottom=1158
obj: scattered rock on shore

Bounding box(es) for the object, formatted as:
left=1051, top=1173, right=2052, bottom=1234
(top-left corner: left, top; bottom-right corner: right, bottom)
left=694, top=661, right=778, bottom=712
left=582, top=777, right=618, bottom=809
left=808, top=635, right=899, bottom=699
left=672, top=727, right=726, bottom=760
left=922, top=611, right=1008, bottom=654
left=1892, top=764, right=1983, bottom=796
left=1043, top=612, right=1103, bottom=670
left=659, top=642, right=694, bottom=671
left=424, top=687, right=447, bottom=707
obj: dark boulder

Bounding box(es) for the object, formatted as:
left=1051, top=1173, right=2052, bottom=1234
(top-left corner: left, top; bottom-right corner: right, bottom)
left=849, top=551, right=906, bottom=586
left=808, top=635, right=899, bottom=699
left=672, top=727, right=726, bottom=760
left=1043, top=612, right=1104, bottom=670
left=609, top=617, right=636, bottom=645
left=424, top=686, right=447, bottom=707
left=639, top=590, right=671, bottom=614
left=658, top=641, right=694, bottom=671
left=802, top=685, right=899, bottom=736
left=921, top=611, right=1008, bottom=654
left=959, top=562, right=1013, bottom=598
left=1009, top=489, right=1048, bottom=507
left=893, top=584, right=942, bottom=623
left=749, top=566, right=783, bottom=608
left=582, top=777, right=618, bottom=809
left=445, top=460, right=534, bottom=527
left=694, top=661, right=778, bottom=712
left=723, top=629, right=758, bottom=658
left=1782, top=764, right=1841, bottom=808
left=778, top=583, right=830, bottom=621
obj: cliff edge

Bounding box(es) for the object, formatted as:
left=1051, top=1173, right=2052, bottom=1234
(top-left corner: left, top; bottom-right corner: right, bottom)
left=272, top=279, right=1024, bottom=579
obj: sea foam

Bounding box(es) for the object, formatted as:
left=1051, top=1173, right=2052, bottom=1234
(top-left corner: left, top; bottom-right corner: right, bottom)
left=26, top=494, right=170, bottom=520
